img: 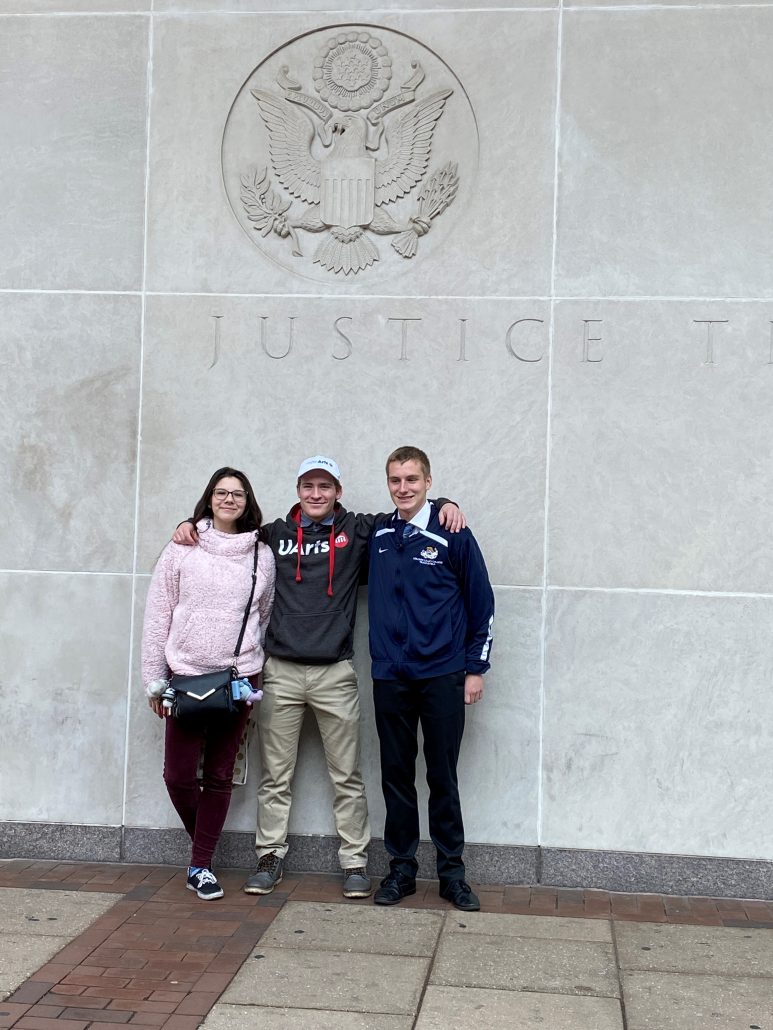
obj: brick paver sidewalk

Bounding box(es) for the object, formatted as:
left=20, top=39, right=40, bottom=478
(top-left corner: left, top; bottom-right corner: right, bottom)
left=1, top=859, right=771, bottom=1029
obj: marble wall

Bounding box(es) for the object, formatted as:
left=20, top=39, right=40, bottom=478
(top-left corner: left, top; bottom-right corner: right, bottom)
left=2, top=0, right=772, bottom=887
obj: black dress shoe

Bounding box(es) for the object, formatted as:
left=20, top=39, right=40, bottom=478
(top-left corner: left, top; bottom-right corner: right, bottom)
left=440, top=880, right=480, bottom=911
left=373, top=872, right=417, bottom=906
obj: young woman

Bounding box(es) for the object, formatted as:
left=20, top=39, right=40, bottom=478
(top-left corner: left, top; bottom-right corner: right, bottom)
left=142, top=467, right=275, bottom=900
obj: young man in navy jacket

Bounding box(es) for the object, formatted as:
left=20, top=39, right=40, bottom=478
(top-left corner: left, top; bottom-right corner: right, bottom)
left=368, top=446, right=494, bottom=912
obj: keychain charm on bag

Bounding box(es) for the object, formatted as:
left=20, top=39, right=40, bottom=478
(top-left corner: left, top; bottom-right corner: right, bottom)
left=232, top=677, right=263, bottom=705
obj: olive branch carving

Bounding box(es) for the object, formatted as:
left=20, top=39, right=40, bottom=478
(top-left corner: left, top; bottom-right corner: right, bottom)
left=240, top=166, right=301, bottom=255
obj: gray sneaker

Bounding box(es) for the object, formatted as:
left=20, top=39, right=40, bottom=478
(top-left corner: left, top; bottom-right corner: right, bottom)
left=243, top=851, right=284, bottom=895
left=342, top=867, right=372, bottom=898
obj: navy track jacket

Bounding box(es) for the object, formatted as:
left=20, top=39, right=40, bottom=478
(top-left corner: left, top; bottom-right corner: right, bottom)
left=367, top=505, right=495, bottom=681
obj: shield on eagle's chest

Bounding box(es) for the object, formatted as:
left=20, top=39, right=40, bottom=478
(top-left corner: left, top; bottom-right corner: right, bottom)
left=320, top=156, right=375, bottom=228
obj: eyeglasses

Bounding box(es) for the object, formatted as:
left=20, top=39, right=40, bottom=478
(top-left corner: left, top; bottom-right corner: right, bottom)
left=213, top=488, right=246, bottom=501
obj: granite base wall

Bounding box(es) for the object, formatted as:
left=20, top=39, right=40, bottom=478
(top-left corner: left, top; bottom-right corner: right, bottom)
left=3, top=823, right=771, bottom=900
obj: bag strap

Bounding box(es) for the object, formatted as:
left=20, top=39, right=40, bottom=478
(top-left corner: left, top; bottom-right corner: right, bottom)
left=231, top=535, right=260, bottom=674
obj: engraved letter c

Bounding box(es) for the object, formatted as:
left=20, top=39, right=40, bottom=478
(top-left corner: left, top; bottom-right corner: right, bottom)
left=505, top=319, right=545, bottom=362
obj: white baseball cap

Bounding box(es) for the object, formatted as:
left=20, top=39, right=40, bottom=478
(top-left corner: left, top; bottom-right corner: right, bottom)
left=296, top=455, right=341, bottom=482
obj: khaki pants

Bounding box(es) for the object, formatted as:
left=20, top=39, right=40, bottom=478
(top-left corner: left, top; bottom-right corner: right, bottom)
left=256, top=656, right=370, bottom=868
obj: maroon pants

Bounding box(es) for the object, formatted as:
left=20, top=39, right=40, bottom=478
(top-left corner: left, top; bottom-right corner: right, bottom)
left=163, top=701, right=251, bottom=868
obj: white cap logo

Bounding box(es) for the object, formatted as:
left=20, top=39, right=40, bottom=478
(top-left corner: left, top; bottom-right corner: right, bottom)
left=297, top=455, right=341, bottom=482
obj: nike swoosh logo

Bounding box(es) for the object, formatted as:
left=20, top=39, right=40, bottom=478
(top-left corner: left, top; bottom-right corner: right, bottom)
left=379, top=547, right=388, bottom=553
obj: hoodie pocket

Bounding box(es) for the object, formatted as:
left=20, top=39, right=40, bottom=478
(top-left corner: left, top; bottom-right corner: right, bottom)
left=269, top=609, right=352, bottom=662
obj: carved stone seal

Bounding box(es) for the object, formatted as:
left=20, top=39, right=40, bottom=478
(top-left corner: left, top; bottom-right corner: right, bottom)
left=222, top=25, right=477, bottom=280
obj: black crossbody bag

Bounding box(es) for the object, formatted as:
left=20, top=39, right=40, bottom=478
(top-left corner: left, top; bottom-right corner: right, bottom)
left=170, top=537, right=260, bottom=724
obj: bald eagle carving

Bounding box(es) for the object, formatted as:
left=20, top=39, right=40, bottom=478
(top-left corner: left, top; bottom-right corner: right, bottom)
left=244, top=85, right=456, bottom=274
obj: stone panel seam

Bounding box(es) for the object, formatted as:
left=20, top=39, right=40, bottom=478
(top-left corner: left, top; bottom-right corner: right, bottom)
left=143, top=291, right=773, bottom=300
left=146, top=290, right=555, bottom=300
left=547, top=585, right=773, bottom=598
left=554, top=294, right=773, bottom=302
left=566, top=2, right=773, bottom=10
left=538, top=0, right=565, bottom=850
left=0, top=569, right=135, bottom=577
left=144, top=5, right=561, bottom=13
left=0, top=288, right=142, bottom=295
left=609, top=920, right=630, bottom=1030
left=6, top=290, right=773, bottom=301
left=4, top=574, right=769, bottom=599
left=0, top=11, right=152, bottom=18
left=121, top=6, right=155, bottom=831
left=175, top=5, right=769, bottom=15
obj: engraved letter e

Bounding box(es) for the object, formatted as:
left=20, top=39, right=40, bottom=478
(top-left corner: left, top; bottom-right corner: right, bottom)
left=582, top=320, right=603, bottom=363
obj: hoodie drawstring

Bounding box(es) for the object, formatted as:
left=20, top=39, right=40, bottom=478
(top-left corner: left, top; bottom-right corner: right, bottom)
left=326, top=522, right=335, bottom=597
left=294, top=512, right=336, bottom=597
left=295, top=522, right=303, bottom=584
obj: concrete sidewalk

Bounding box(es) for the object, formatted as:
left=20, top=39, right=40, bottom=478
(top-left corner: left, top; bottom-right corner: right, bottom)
left=1, top=861, right=772, bottom=1029
left=202, top=902, right=773, bottom=1030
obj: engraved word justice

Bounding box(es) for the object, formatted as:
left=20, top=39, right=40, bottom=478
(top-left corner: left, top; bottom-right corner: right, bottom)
left=207, top=314, right=773, bottom=367
left=222, top=26, right=475, bottom=280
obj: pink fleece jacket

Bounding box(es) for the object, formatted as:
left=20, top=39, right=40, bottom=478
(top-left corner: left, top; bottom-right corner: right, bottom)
left=141, top=520, right=276, bottom=688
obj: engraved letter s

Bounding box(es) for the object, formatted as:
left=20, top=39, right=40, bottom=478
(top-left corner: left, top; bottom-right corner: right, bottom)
left=333, top=316, right=353, bottom=360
